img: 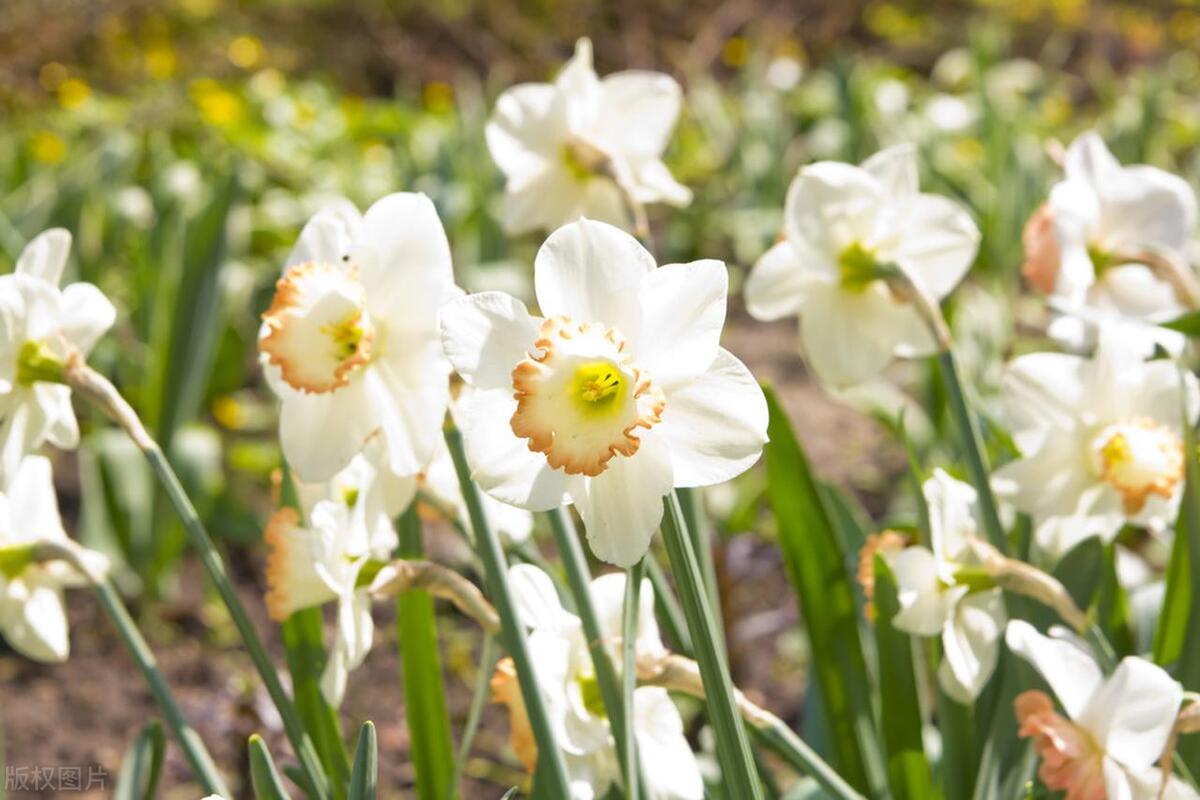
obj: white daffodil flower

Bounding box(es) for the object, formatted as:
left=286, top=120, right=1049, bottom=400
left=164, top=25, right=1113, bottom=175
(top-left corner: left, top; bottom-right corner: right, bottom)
left=0, top=455, right=108, bottom=662
left=886, top=469, right=1005, bottom=702
left=485, top=38, right=691, bottom=235
left=492, top=564, right=702, bottom=800
left=440, top=219, right=768, bottom=567
left=1022, top=131, right=1197, bottom=353
left=1006, top=620, right=1198, bottom=800
left=263, top=494, right=377, bottom=705
left=993, top=332, right=1200, bottom=559
left=0, top=229, right=116, bottom=482
left=744, top=144, right=980, bottom=388
left=259, top=193, right=461, bottom=484
left=293, top=446, right=412, bottom=557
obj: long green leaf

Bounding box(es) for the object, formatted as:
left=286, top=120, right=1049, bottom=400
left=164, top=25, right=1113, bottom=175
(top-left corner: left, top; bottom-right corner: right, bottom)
left=395, top=504, right=456, bottom=800
left=1172, top=386, right=1200, bottom=775
left=114, top=721, right=165, bottom=800
left=281, top=608, right=350, bottom=790
left=349, top=722, right=378, bottom=800
left=248, top=735, right=294, bottom=800
left=762, top=385, right=875, bottom=792
left=1098, top=543, right=1135, bottom=657
left=872, top=558, right=935, bottom=800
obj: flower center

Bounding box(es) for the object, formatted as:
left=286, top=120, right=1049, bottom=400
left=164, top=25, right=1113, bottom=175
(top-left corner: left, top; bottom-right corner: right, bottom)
left=260, top=261, right=375, bottom=394
left=511, top=316, right=665, bottom=477
left=1016, top=690, right=1107, bottom=799
left=576, top=672, right=608, bottom=719
left=562, top=136, right=609, bottom=182
left=838, top=241, right=884, bottom=291
left=15, top=340, right=67, bottom=386
left=1090, top=418, right=1184, bottom=514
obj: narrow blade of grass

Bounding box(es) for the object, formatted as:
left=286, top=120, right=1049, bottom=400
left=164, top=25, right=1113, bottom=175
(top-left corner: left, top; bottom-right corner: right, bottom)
left=395, top=504, right=456, bottom=800
left=114, top=721, right=165, bottom=800
left=762, top=385, right=875, bottom=792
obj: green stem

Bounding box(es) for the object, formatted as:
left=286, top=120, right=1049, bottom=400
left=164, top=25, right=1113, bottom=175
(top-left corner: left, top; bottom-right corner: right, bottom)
left=545, top=507, right=649, bottom=797
left=68, top=362, right=330, bottom=799
left=644, top=554, right=692, bottom=656
left=749, top=718, right=866, bottom=800
left=936, top=350, right=1007, bottom=553
left=678, top=486, right=722, bottom=636
left=660, top=492, right=764, bottom=799
left=444, top=428, right=572, bottom=797
left=622, top=559, right=645, bottom=800
left=446, top=634, right=498, bottom=800
left=94, top=578, right=231, bottom=797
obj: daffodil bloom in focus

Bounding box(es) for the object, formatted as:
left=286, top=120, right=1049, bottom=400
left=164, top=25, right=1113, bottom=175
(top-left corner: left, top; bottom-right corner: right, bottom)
left=0, top=455, right=108, bottom=662
left=993, top=332, right=1200, bottom=559
left=877, top=469, right=1005, bottom=702
left=0, top=229, right=116, bottom=482
left=440, top=219, right=768, bottom=566
left=1021, top=131, right=1197, bottom=353
left=486, top=38, right=691, bottom=235
left=259, top=194, right=460, bottom=484
left=743, top=144, right=980, bottom=388
left=263, top=493, right=378, bottom=705
left=1006, top=620, right=1198, bottom=800
left=491, top=564, right=703, bottom=800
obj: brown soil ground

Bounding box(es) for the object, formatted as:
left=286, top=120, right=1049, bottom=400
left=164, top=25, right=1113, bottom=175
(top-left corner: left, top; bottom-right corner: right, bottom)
left=2, top=313, right=903, bottom=799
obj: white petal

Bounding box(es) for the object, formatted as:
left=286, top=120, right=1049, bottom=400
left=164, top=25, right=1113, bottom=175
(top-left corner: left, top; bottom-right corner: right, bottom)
left=588, top=572, right=664, bottom=656
left=364, top=350, right=448, bottom=475
left=486, top=83, right=565, bottom=180
left=939, top=589, right=1004, bottom=702
left=924, top=468, right=978, bottom=564
left=1078, top=656, right=1182, bottom=771
left=555, top=39, right=602, bottom=133
left=353, top=192, right=457, bottom=333
left=1065, top=131, right=1122, bottom=190
left=634, top=687, right=705, bottom=800
left=59, top=283, right=116, bottom=355
left=1098, top=165, right=1197, bottom=254
left=1004, top=619, right=1102, bottom=720
left=570, top=432, right=673, bottom=567
left=657, top=348, right=767, bottom=488
left=276, top=373, right=381, bottom=483
left=861, top=143, right=919, bottom=199
left=1000, top=352, right=1088, bottom=438
left=800, top=283, right=931, bottom=389
left=287, top=200, right=363, bottom=267
left=320, top=588, right=374, bottom=706
left=785, top=162, right=885, bottom=258
left=591, top=71, right=683, bottom=159
left=501, top=166, right=594, bottom=236
left=462, top=388, right=569, bottom=511
left=34, top=382, right=79, bottom=451
left=743, top=240, right=832, bottom=321
left=534, top=218, right=654, bottom=335
left=636, top=259, right=727, bottom=386
left=6, top=455, right=66, bottom=544
left=627, top=159, right=691, bottom=207
left=3, top=580, right=69, bottom=662
left=891, top=547, right=956, bottom=637
left=439, top=292, right=541, bottom=391
left=16, top=229, right=71, bottom=286
left=508, top=563, right=576, bottom=635
left=883, top=193, right=980, bottom=298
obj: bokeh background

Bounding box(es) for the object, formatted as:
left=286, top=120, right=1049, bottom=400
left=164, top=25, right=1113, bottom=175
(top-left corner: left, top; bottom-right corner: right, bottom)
left=3, top=0, right=1200, bottom=796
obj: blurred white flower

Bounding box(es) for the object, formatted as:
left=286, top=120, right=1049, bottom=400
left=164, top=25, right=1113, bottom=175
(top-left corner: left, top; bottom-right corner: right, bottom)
left=1021, top=131, right=1197, bottom=353
left=492, top=563, right=702, bottom=800
left=440, top=219, right=767, bottom=567
left=994, top=332, right=1200, bottom=559
left=113, top=186, right=155, bottom=229
left=263, top=495, right=375, bottom=706
left=873, top=78, right=910, bottom=118
left=293, top=446, right=413, bottom=556
left=259, top=193, right=461, bottom=483
left=485, top=38, right=691, bottom=235
left=1006, top=620, right=1196, bottom=800
left=0, top=455, right=108, bottom=663
left=766, top=56, right=804, bottom=92
left=885, top=469, right=1005, bottom=702
left=923, top=95, right=976, bottom=133
left=744, top=144, right=979, bottom=388
left=0, top=229, right=115, bottom=481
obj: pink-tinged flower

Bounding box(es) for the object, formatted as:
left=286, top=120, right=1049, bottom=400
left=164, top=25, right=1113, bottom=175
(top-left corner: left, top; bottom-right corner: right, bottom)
left=1006, top=620, right=1196, bottom=800
left=1021, top=203, right=1061, bottom=295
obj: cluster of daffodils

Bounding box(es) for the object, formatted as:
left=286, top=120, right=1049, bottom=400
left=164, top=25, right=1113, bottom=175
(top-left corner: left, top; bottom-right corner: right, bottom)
left=0, top=231, right=112, bottom=662
left=493, top=565, right=703, bottom=800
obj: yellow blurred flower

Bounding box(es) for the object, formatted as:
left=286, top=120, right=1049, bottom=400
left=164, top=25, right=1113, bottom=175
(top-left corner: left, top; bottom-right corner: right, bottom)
left=228, top=35, right=263, bottom=69
left=191, top=79, right=243, bottom=127
left=212, top=395, right=247, bottom=430
left=57, top=78, right=91, bottom=110
left=721, top=37, right=748, bottom=68
left=145, top=43, right=178, bottom=80
left=30, top=131, right=66, bottom=165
